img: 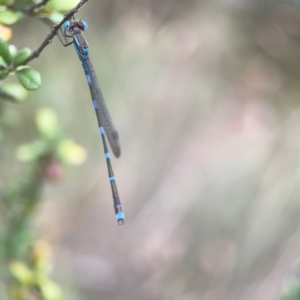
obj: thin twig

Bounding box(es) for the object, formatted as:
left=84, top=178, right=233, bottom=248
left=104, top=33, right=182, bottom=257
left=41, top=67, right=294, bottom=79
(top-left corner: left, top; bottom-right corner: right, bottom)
left=24, top=0, right=89, bottom=65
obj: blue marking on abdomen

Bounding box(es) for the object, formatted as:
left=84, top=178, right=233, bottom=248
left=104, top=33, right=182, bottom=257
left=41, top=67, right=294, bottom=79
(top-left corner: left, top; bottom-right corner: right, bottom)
left=86, top=74, right=91, bottom=84
left=105, top=153, right=110, bottom=159
left=74, top=35, right=80, bottom=47
left=109, top=176, right=115, bottom=181
left=116, top=212, right=124, bottom=220
left=93, top=100, right=97, bottom=109
left=100, top=126, right=105, bottom=134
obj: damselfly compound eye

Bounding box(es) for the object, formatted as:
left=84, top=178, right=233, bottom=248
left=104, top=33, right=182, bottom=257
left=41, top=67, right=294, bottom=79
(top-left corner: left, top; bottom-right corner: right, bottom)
left=82, top=21, right=88, bottom=30
left=63, top=21, right=70, bottom=30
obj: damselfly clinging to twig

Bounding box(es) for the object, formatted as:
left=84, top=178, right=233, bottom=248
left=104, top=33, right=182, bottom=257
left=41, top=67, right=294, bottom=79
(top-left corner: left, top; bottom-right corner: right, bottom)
left=61, top=19, right=124, bottom=225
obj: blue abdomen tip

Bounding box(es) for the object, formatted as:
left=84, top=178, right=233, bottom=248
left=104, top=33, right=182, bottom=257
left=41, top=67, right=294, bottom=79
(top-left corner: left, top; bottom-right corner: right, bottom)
left=116, top=212, right=124, bottom=225
left=116, top=212, right=124, bottom=220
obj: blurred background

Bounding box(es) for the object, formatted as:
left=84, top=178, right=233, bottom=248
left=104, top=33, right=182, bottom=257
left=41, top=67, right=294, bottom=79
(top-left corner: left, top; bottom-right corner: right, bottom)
left=4, top=0, right=300, bottom=299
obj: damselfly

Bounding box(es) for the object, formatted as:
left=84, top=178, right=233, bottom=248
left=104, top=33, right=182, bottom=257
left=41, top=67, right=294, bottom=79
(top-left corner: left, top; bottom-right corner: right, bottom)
left=62, top=20, right=124, bottom=225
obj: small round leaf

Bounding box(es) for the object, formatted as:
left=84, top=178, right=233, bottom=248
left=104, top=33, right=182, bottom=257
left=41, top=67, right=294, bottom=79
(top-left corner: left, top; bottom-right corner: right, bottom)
left=16, top=144, right=36, bottom=162
left=2, top=83, right=28, bottom=102
left=16, top=66, right=41, bottom=90
left=48, top=11, right=63, bottom=23
left=0, top=56, right=7, bottom=68
left=0, top=9, right=22, bottom=25
left=14, top=47, right=31, bottom=67
left=0, top=69, right=8, bottom=79
left=9, top=44, right=17, bottom=58
left=46, top=0, right=79, bottom=13
left=0, top=36, right=11, bottom=64
left=9, top=261, right=34, bottom=284
left=58, top=140, right=87, bottom=165
left=38, top=278, right=62, bottom=300
left=36, top=107, right=58, bottom=139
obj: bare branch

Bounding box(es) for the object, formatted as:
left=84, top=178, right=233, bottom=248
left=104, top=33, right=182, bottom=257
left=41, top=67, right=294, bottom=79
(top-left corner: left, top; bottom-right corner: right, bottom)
left=24, top=0, right=90, bottom=64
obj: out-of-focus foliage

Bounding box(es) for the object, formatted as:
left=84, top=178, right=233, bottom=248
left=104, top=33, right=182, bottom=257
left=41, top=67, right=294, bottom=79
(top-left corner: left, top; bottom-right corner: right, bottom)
left=0, top=0, right=80, bottom=98
left=0, top=105, right=86, bottom=299
left=13, top=48, right=31, bottom=67
left=2, top=83, right=28, bottom=102
left=45, top=0, right=79, bottom=13
left=0, top=1, right=87, bottom=300
left=0, top=24, right=12, bottom=40
left=24, top=1, right=300, bottom=300
left=5, top=1, right=300, bottom=300
left=9, top=241, right=62, bottom=300
left=0, top=9, right=21, bottom=25
left=16, top=66, right=41, bottom=90
left=280, top=280, right=300, bottom=300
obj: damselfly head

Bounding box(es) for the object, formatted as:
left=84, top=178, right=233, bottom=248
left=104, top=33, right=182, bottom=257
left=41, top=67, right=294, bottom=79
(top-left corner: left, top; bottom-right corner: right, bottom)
left=64, top=20, right=88, bottom=31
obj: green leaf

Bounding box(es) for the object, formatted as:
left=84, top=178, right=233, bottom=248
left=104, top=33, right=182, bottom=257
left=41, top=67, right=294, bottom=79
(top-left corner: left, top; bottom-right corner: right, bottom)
left=36, top=107, right=58, bottom=139
left=0, top=1, right=9, bottom=5
left=9, top=44, right=17, bottom=58
left=13, top=0, right=33, bottom=5
left=280, top=280, right=300, bottom=300
left=13, top=47, right=31, bottom=67
left=0, top=55, right=6, bottom=67
left=16, top=140, right=49, bottom=162
left=16, top=66, right=41, bottom=90
left=9, top=261, right=34, bottom=285
left=48, top=11, right=63, bottom=23
left=0, top=37, right=11, bottom=64
left=1, top=83, right=28, bottom=102
left=38, top=278, right=62, bottom=300
left=58, top=140, right=86, bottom=165
left=46, top=0, right=79, bottom=13
left=16, top=144, right=36, bottom=162
left=0, top=9, right=22, bottom=25
left=0, top=69, right=8, bottom=79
